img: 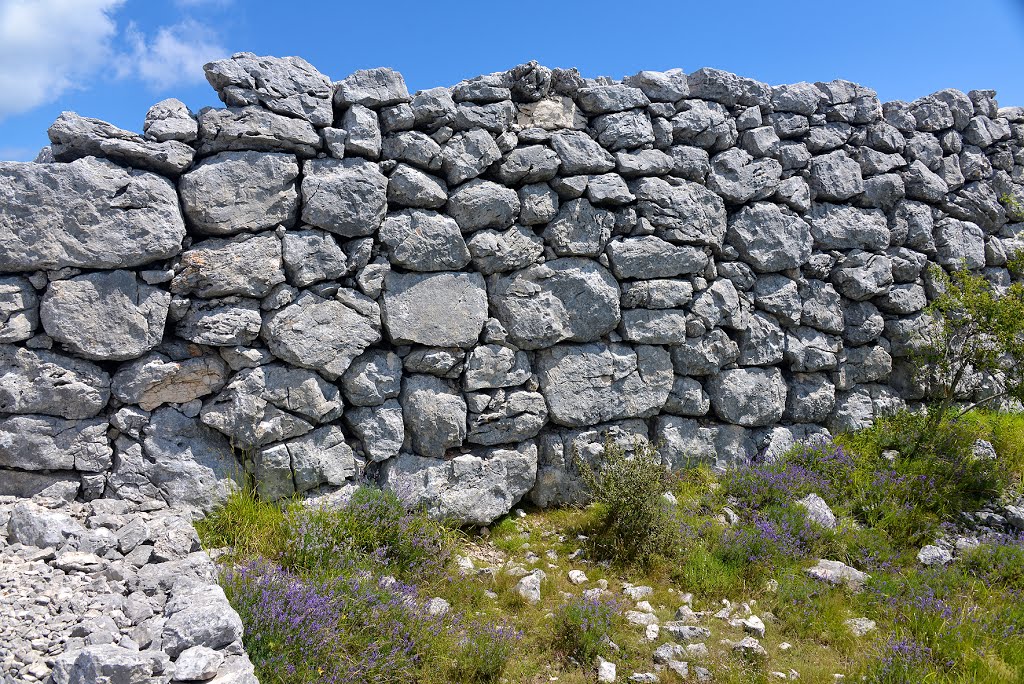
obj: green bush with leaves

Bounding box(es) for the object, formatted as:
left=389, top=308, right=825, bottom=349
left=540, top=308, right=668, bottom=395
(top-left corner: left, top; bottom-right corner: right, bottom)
left=1000, top=192, right=1024, bottom=222
left=577, top=438, right=678, bottom=568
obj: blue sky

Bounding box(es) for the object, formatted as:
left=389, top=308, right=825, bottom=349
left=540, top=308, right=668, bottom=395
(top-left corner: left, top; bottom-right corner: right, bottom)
left=1, top=0, right=1023, bottom=161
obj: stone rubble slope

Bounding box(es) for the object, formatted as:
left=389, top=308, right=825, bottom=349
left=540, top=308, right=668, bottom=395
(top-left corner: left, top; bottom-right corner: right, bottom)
left=0, top=52, right=1021, bottom=531
left=0, top=487, right=256, bottom=684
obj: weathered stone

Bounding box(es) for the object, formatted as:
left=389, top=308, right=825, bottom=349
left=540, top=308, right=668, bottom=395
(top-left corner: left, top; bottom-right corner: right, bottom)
left=111, top=352, right=228, bottom=411
left=624, top=69, right=689, bottom=101
left=387, top=164, right=448, bottom=208
left=585, top=173, right=634, bottom=206
left=301, top=158, right=388, bottom=237
left=346, top=399, right=404, bottom=462
left=467, top=225, right=544, bottom=274
left=518, top=183, right=559, bottom=225
left=550, top=130, right=615, bottom=175
left=463, top=344, right=532, bottom=391
left=934, top=218, right=986, bottom=269
left=172, top=233, right=285, bottom=298
left=0, top=346, right=109, bottom=419
left=401, top=374, right=467, bottom=458
left=735, top=310, right=785, bottom=365
left=688, top=68, right=770, bottom=107
left=707, top=368, right=786, bottom=427
left=808, top=150, right=865, bottom=201
left=832, top=251, right=894, bottom=300
left=0, top=416, right=110, bottom=472
left=786, top=327, right=842, bottom=372
left=707, top=148, right=782, bottom=204
left=162, top=584, right=244, bottom=658
left=176, top=298, right=263, bottom=346
left=805, top=559, right=869, bottom=591
left=0, top=158, right=185, bottom=272
left=179, top=151, right=300, bottom=236
left=467, top=390, right=548, bottom=445
left=144, top=98, right=198, bottom=143
left=543, top=198, right=616, bottom=256
left=51, top=645, right=155, bottom=684
left=492, top=145, right=560, bottom=185
left=633, top=177, right=727, bottom=247
left=197, top=106, right=320, bottom=156
left=620, top=309, right=688, bottom=345
left=381, top=443, right=538, bottom=525
left=341, top=104, right=382, bottom=158
left=727, top=202, right=812, bottom=272
left=671, top=329, right=739, bottom=376
left=786, top=373, right=836, bottom=423
left=536, top=343, right=672, bottom=427
left=606, top=236, right=707, bottom=279
left=447, top=179, right=521, bottom=232
left=281, top=228, right=347, bottom=287
left=205, top=52, right=334, bottom=126
left=382, top=271, right=488, bottom=348
left=808, top=203, right=890, bottom=250
left=335, top=67, right=410, bottom=108
left=621, top=280, right=694, bottom=309
left=441, top=129, right=502, bottom=184
left=0, top=276, right=38, bottom=342
left=671, top=100, right=737, bottom=151
left=41, top=271, right=169, bottom=361
left=262, top=290, right=381, bottom=380
left=379, top=209, right=471, bottom=271
left=48, top=112, right=194, bottom=176
left=490, top=259, right=620, bottom=350
left=592, top=110, right=655, bottom=150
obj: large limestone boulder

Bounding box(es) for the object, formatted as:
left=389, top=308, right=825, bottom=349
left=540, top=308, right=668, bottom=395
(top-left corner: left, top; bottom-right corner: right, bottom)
left=467, top=390, right=548, bottom=446
left=379, top=209, right=471, bottom=271
left=40, top=271, right=170, bottom=361
left=0, top=157, right=185, bottom=272
left=606, top=236, right=707, bottom=280
left=178, top=152, right=300, bottom=235
left=196, top=106, right=320, bottom=157
left=536, top=343, right=673, bottom=427
left=204, top=52, right=334, bottom=126
left=301, top=158, right=388, bottom=237
left=382, top=271, right=488, bottom=348
left=111, top=352, right=229, bottom=411
left=0, top=346, right=110, bottom=419
left=0, top=416, right=111, bottom=472
left=401, top=374, right=467, bottom=458
left=171, top=233, right=285, bottom=298
left=726, top=202, right=812, bottom=272
left=261, top=290, right=381, bottom=380
left=345, top=400, right=404, bottom=462
left=48, top=112, right=195, bottom=176
left=381, top=442, right=538, bottom=525
left=707, top=368, right=787, bottom=427
left=633, top=176, right=728, bottom=247
left=254, top=426, right=356, bottom=500
left=489, top=259, right=620, bottom=350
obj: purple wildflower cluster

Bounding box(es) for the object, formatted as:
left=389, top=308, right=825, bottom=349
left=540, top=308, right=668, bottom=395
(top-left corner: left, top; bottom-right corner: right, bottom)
left=870, top=636, right=937, bottom=682
left=554, top=593, right=622, bottom=664
left=725, top=442, right=855, bottom=512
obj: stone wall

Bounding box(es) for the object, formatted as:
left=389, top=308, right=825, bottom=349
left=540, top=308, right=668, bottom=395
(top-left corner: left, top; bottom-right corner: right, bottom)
left=1, top=52, right=1023, bottom=525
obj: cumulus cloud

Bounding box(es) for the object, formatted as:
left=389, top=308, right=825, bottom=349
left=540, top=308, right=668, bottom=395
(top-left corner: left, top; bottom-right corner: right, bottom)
left=119, top=19, right=227, bottom=91
left=0, top=0, right=124, bottom=119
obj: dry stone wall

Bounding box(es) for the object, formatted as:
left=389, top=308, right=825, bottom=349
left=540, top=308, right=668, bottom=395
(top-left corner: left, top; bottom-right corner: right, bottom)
left=2, top=52, right=1024, bottom=525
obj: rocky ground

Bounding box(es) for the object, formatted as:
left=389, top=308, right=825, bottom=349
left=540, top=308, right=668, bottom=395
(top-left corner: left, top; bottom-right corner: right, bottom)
left=0, top=484, right=255, bottom=684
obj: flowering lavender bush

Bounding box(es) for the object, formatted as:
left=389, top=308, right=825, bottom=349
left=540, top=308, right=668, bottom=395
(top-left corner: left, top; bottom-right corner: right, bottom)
left=449, top=619, right=522, bottom=683
left=961, top=532, right=1024, bottom=589
left=552, top=594, right=621, bottom=665
left=280, top=487, right=453, bottom=581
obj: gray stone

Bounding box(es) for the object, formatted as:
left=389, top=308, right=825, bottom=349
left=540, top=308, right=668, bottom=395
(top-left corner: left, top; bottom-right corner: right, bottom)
left=172, top=233, right=285, bottom=298
left=735, top=310, right=785, bottom=365
left=805, top=559, right=869, bottom=591
left=447, top=179, right=521, bottom=232
left=633, top=177, right=727, bottom=247
left=441, top=129, right=502, bottom=184
left=808, top=203, right=890, bottom=250
left=786, top=373, right=836, bottom=423
left=176, top=298, right=262, bottom=346
left=48, top=112, right=194, bottom=176
left=536, top=343, right=672, bottom=427
left=382, top=271, right=488, bottom=348
left=383, top=131, right=444, bottom=172
left=707, top=148, right=782, bottom=204
left=262, top=290, right=381, bottom=380
left=585, top=173, right=634, bottom=206
left=492, top=145, right=560, bottom=185
left=800, top=280, right=844, bottom=333
left=341, top=349, right=402, bottom=407
left=785, top=327, right=842, bottom=372
left=664, top=376, right=710, bottom=416
left=41, top=271, right=169, bottom=361
left=577, top=85, right=649, bottom=114
left=387, top=164, right=448, bottom=208
left=688, top=68, right=770, bottom=107
left=621, top=279, right=694, bottom=309
left=832, top=251, right=893, bottom=301
left=467, top=225, right=544, bottom=274
left=518, top=183, right=559, bottom=225
left=754, top=275, right=801, bottom=326
left=258, top=426, right=355, bottom=498
left=401, top=374, right=467, bottom=458
left=341, top=104, right=382, bottom=158
left=691, top=278, right=747, bottom=330
left=0, top=276, right=38, bottom=342
left=162, top=584, right=244, bottom=658
left=51, top=645, right=154, bottom=684
left=0, top=158, right=185, bottom=272
left=380, top=209, right=471, bottom=270
left=381, top=443, right=538, bottom=525
left=772, top=82, right=823, bottom=114
left=345, top=400, right=404, bottom=462
left=205, top=52, right=333, bottom=126
left=467, top=390, right=548, bottom=445
left=935, top=218, right=986, bottom=269
left=490, top=259, right=620, bottom=350
left=797, top=493, right=837, bottom=529
left=281, top=228, right=348, bottom=287
left=592, top=110, right=655, bottom=150
left=301, top=158, right=388, bottom=237
left=543, top=198, right=616, bottom=256
left=179, top=151, right=300, bottom=236
left=335, top=67, right=410, bottom=108
left=670, top=329, right=739, bottom=375
left=668, top=146, right=710, bottom=182
left=707, top=367, right=786, bottom=427
left=620, top=309, right=688, bottom=345
left=606, top=236, right=707, bottom=280
left=0, top=346, right=109, bottom=419
left=144, top=98, right=197, bottom=143
left=172, top=645, right=224, bottom=682
left=411, top=87, right=456, bottom=128
left=671, top=100, right=737, bottom=151
left=111, top=352, right=228, bottom=411
left=197, top=106, right=320, bottom=157
left=835, top=345, right=893, bottom=389
left=727, top=202, right=812, bottom=272
left=463, top=345, right=531, bottom=390
left=809, top=150, right=864, bottom=201
left=624, top=69, right=689, bottom=101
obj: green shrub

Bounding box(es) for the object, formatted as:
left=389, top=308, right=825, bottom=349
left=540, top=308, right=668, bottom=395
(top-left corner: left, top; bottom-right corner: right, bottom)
left=551, top=594, right=620, bottom=666
left=577, top=438, right=679, bottom=568
left=449, top=622, right=521, bottom=683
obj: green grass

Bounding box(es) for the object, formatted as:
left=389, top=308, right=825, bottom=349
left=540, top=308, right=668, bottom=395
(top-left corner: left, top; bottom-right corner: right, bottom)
left=197, top=409, right=1024, bottom=684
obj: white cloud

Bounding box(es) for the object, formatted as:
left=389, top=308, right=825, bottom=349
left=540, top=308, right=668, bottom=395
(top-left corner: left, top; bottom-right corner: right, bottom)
left=0, top=0, right=124, bottom=118
left=118, top=19, right=227, bottom=91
